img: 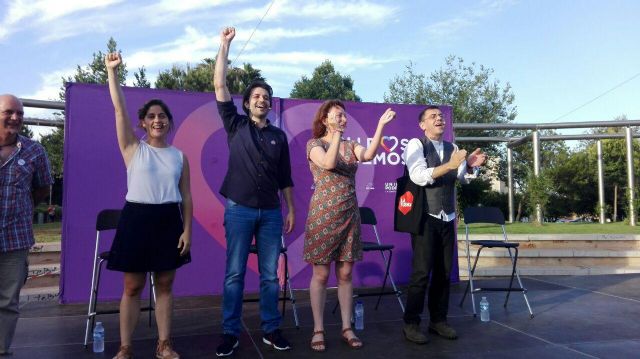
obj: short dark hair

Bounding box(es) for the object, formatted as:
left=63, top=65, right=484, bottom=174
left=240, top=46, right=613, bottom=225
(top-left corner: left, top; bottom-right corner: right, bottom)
left=418, top=105, right=441, bottom=123
left=242, top=80, right=273, bottom=115
left=138, top=99, right=174, bottom=122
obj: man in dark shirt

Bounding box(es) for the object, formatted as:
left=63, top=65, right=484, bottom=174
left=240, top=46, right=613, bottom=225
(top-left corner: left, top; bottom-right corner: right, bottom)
left=213, top=26, right=295, bottom=357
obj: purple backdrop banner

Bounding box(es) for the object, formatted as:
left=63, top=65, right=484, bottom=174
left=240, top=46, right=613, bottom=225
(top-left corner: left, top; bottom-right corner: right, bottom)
left=61, top=83, right=455, bottom=303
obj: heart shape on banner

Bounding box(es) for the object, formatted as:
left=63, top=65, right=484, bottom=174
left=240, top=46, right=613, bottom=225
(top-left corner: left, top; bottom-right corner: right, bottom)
left=171, top=101, right=378, bottom=281
left=281, top=103, right=375, bottom=282
left=381, top=135, right=398, bottom=153
left=172, top=100, right=261, bottom=274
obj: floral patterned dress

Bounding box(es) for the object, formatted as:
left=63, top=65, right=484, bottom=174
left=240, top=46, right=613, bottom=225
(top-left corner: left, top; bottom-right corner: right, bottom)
left=303, top=138, right=362, bottom=264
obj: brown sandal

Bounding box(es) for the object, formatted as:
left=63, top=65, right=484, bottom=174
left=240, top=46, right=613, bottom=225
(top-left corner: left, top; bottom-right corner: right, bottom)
left=310, top=330, right=326, bottom=352
left=341, top=328, right=363, bottom=349
left=113, top=345, right=133, bottom=359
left=156, top=339, right=180, bottom=359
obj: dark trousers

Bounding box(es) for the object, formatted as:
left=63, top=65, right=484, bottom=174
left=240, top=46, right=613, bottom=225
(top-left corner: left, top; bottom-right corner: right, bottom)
left=403, top=215, right=455, bottom=325
left=0, top=249, right=29, bottom=354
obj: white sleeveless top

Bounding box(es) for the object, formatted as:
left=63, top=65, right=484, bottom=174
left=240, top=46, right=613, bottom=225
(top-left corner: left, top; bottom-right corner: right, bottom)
left=125, top=141, right=183, bottom=204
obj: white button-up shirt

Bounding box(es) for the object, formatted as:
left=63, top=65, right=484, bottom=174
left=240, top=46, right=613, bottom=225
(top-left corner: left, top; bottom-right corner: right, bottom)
left=402, top=138, right=478, bottom=222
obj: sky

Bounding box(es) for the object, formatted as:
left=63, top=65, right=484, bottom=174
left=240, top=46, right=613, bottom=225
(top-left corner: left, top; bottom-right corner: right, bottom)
left=1, top=0, right=639, bottom=138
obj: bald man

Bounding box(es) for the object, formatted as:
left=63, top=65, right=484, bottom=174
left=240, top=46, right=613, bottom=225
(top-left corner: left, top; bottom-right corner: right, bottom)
left=0, top=94, right=53, bottom=355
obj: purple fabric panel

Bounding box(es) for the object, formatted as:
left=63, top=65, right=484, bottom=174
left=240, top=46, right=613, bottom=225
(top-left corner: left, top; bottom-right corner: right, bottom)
left=60, top=83, right=458, bottom=303
left=280, top=99, right=456, bottom=290
left=61, top=83, right=249, bottom=303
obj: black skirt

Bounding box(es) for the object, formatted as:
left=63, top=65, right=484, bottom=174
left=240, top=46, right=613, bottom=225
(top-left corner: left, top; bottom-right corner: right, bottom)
left=107, top=201, right=191, bottom=272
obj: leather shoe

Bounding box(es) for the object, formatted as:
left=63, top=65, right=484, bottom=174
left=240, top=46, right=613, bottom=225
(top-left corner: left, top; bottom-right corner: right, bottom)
left=428, top=321, right=458, bottom=340
left=403, top=323, right=429, bottom=344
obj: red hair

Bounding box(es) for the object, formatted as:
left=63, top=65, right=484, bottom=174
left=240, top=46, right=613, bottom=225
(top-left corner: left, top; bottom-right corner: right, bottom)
left=312, top=100, right=345, bottom=138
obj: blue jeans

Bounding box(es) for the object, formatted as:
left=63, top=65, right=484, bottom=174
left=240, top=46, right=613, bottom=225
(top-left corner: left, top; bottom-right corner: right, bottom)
left=222, top=199, right=283, bottom=336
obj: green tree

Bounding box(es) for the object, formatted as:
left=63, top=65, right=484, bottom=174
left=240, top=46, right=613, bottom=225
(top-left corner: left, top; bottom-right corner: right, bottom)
left=584, top=116, right=640, bottom=220
left=545, top=149, right=594, bottom=219
left=290, top=60, right=361, bottom=101
left=386, top=56, right=518, bottom=216
left=385, top=56, right=516, bottom=157
left=457, top=177, right=492, bottom=212
left=155, top=65, right=187, bottom=90
left=39, top=127, right=64, bottom=178
left=50, top=38, right=130, bottom=185
left=586, top=140, right=638, bottom=220
left=506, top=129, right=572, bottom=220
left=59, top=37, right=128, bottom=100
left=155, top=59, right=264, bottom=94
left=20, top=125, right=34, bottom=138
left=227, top=63, right=265, bottom=94
left=133, top=66, right=151, bottom=88
left=523, top=170, right=553, bottom=224
left=544, top=116, right=640, bottom=221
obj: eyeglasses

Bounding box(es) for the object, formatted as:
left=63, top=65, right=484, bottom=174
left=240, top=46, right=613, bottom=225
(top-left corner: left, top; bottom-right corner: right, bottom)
left=424, top=113, right=443, bottom=120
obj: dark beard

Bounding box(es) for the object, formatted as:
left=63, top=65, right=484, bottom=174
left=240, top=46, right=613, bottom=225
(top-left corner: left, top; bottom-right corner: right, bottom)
left=250, top=110, right=269, bottom=121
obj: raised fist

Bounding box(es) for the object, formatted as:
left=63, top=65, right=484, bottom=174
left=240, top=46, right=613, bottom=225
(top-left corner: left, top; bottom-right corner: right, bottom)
left=220, top=26, right=236, bottom=44
left=104, top=52, right=122, bottom=69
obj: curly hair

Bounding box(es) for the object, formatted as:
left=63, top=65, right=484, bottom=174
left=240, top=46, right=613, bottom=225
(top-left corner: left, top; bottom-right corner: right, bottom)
left=312, top=100, right=345, bottom=138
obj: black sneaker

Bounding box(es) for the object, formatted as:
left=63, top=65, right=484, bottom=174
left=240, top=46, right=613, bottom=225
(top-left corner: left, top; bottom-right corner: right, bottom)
left=216, top=334, right=239, bottom=357
left=262, top=329, right=291, bottom=351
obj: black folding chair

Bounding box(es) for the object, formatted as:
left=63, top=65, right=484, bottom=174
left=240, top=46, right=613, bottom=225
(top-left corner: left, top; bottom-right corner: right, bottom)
left=459, top=206, right=534, bottom=318
left=333, top=207, right=404, bottom=313
left=83, top=209, right=156, bottom=347
left=242, top=236, right=300, bottom=328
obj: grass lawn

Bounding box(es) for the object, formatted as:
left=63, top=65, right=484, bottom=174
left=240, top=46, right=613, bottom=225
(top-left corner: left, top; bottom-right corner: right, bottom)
left=33, top=221, right=639, bottom=243
left=464, top=221, right=640, bottom=234
left=33, top=222, right=62, bottom=243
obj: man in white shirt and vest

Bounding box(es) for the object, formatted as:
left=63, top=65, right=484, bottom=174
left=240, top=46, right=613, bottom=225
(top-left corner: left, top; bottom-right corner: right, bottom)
left=402, top=105, right=486, bottom=344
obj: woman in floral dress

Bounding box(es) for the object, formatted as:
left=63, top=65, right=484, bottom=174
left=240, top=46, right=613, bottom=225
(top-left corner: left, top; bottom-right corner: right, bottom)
left=304, top=100, right=396, bottom=352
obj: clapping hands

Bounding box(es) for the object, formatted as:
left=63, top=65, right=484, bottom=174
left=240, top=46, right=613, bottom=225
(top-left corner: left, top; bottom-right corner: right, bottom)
left=467, top=148, right=487, bottom=167
left=449, top=149, right=467, bottom=169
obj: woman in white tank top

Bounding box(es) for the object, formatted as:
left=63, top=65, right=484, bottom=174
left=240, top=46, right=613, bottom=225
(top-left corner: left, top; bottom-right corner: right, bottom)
left=105, top=52, right=192, bottom=359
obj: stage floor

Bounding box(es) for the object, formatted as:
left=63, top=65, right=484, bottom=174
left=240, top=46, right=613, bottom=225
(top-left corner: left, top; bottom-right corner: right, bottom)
left=9, top=274, right=640, bottom=358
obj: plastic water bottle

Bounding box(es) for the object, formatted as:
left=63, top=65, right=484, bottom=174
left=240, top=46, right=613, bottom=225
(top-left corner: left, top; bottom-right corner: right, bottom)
left=354, top=301, right=364, bottom=330
left=93, top=322, right=105, bottom=353
left=479, top=297, right=490, bottom=322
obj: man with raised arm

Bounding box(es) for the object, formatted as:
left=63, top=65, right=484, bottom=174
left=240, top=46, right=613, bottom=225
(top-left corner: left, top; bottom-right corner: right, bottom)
left=213, top=26, right=295, bottom=357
